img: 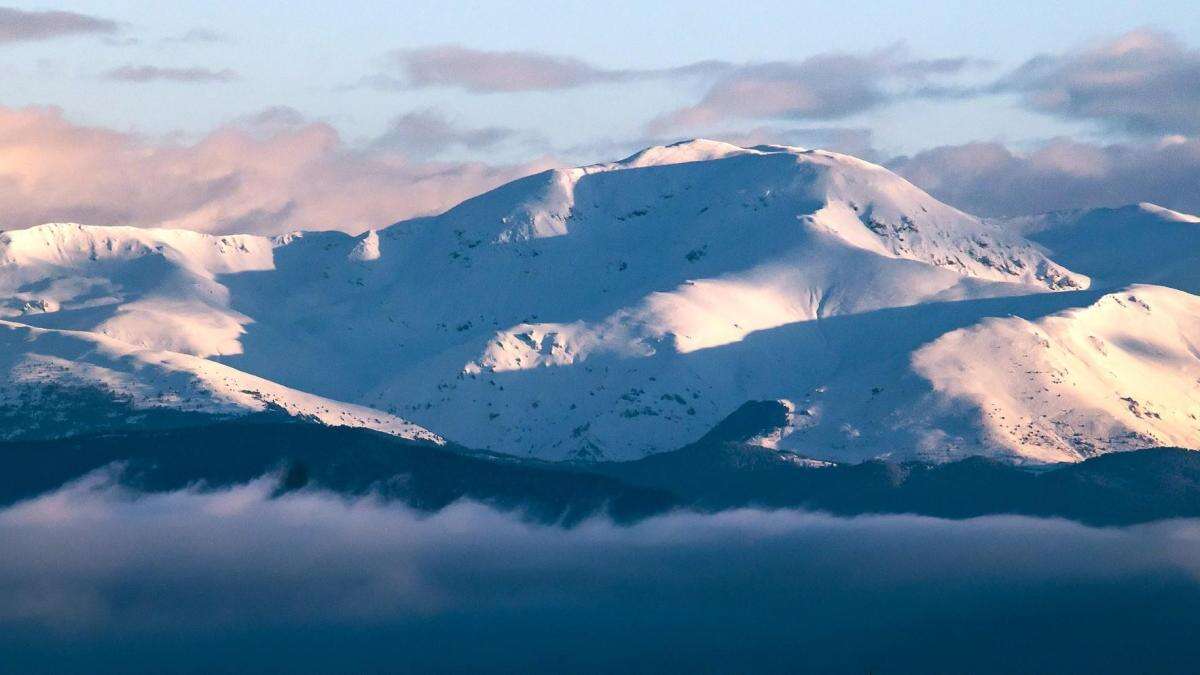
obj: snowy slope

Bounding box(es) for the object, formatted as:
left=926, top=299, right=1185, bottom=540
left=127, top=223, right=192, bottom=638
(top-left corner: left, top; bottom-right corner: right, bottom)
left=690, top=285, right=1200, bottom=465
left=908, top=285, right=1200, bottom=462
left=12, top=139, right=1186, bottom=463
left=0, top=320, right=441, bottom=442
left=1005, top=203, right=1200, bottom=293
left=0, top=223, right=274, bottom=357
left=735, top=199, right=1200, bottom=463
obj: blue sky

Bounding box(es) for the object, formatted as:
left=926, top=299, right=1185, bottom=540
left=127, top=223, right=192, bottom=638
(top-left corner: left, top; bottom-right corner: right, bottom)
left=0, top=1, right=1198, bottom=233
left=4, top=0, right=1196, bottom=157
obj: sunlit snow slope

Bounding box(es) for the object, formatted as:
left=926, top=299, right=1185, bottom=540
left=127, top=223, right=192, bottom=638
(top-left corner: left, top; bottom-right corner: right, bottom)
left=912, top=286, right=1200, bottom=462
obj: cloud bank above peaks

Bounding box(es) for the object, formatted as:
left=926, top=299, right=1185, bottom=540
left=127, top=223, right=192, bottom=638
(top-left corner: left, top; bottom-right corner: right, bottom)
left=0, top=102, right=1195, bottom=236
left=891, top=135, right=1200, bottom=217
left=3, top=27, right=1198, bottom=235
left=0, top=105, right=552, bottom=235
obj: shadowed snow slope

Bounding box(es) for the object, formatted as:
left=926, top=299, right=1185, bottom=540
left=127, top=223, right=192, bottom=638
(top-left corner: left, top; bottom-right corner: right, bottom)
left=4, top=139, right=1196, bottom=462
left=1008, top=203, right=1200, bottom=293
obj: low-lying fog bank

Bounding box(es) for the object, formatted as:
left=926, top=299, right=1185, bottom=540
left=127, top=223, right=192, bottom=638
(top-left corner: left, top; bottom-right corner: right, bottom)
left=2, top=473, right=1200, bottom=673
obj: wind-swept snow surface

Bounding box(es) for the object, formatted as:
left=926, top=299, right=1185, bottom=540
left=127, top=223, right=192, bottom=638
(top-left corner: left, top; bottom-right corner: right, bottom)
left=4, top=140, right=1198, bottom=462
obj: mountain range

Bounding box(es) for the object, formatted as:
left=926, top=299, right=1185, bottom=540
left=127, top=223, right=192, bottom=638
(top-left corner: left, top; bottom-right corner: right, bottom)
left=3, top=139, right=1198, bottom=466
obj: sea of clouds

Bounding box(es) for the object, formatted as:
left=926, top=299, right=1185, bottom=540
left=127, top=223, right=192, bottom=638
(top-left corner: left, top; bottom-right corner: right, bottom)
left=3, top=472, right=1200, bottom=673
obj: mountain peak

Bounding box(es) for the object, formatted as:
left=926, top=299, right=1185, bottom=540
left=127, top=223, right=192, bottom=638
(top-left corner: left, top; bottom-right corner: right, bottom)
left=0, top=221, right=273, bottom=271
left=438, top=139, right=1086, bottom=291
left=604, top=138, right=755, bottom=170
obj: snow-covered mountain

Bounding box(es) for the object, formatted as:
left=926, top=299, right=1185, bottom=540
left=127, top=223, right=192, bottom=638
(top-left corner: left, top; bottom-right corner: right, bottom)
left=1, top=139, right=1197, bottom=463
left=1010, top=202, right=1200, bottom=293
left=912, top=285, right=1200, bottom=462
left=0, top=320, right=441, bottom=443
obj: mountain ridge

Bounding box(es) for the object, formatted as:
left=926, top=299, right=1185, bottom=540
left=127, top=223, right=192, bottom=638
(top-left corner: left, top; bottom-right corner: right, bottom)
left=6, top=415, right=1200, bottom=527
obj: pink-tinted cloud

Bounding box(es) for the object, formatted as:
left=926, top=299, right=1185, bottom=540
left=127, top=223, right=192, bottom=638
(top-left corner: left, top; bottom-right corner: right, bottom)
left=648, top=52, right=983, bottom=133
left=0, top=105, right=554, bottom=235
left=890, top=136, right=1200, bottom=217
left=376, top=44, right=728, bottom=93
left=373, top=108, right=517, bottom=156
left=0, top=7, right=116, bottom=43
left=998, top=29, right=1200, bottom=134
